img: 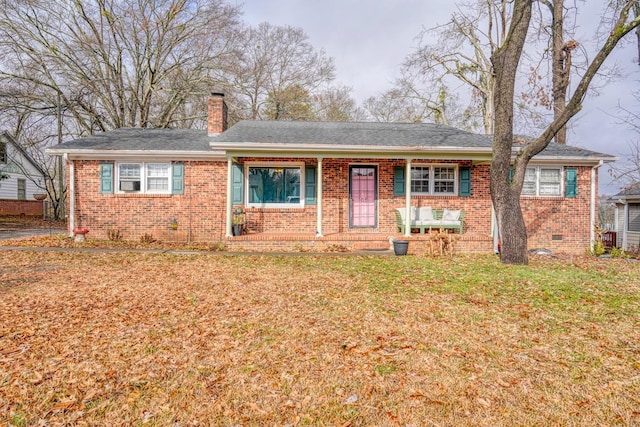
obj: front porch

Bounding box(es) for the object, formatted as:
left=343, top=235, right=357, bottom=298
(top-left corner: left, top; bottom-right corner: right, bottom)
left=225, top=230, right=494, bottom=254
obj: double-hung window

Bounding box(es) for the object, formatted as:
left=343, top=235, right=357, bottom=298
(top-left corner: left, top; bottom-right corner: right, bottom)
left=522, top=166, right=562, bottom=196
left=628, top=203, right=640, bottom=232
left=410, top=165, right=457, bottom=196
left=117, top=162, right=171, bottom=194
left=247, top=163, right=303, bottom=207
left=17, top=178, right=26, bottom=200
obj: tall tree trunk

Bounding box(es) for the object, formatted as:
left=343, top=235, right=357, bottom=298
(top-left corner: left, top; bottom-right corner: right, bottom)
left=551, top=0, right=570, bottom=144
left=635, top=1, right=640, bottom=65
left=490, top=0, right=533, bottom=265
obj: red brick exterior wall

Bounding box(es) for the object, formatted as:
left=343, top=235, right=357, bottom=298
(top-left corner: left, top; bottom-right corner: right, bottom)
left=0, top=200, right=43, bottom=216
left=70, top=159, right=596, bottom=254
left=72, top=160, right=228, bottom=242
left=520, top=165, right=593, bottom=253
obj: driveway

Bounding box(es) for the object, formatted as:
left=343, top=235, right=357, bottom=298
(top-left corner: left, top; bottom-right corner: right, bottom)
left=0, top=218, right=66, bottom=240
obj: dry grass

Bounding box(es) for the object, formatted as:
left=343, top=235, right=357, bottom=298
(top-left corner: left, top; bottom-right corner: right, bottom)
left=1, top=250, right=639, bottom=426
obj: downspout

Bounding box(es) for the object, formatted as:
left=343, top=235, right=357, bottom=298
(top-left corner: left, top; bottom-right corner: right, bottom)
left=67, top=154, right=74, bottom=237
left=622, top=201, right=628, bottom=250
left=404, top=159, right=412, bottom=237
left=590, top=160, right=603, bottom=250
left=226, top=156, right=233, bottom=237
left=316, top=157, right=323, bottom=237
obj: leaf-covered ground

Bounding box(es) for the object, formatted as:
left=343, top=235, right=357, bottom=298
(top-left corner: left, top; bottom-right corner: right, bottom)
left=1, top=250, right=639, bottom=426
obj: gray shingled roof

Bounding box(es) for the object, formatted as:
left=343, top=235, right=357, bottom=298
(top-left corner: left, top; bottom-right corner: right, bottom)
left=613, top=182, right=640, bottom=198
left=50, top=128, right=210, bottom=152
left=48, top=120, right=615, bottom=161
left=210, top=120, right=494, bottom=148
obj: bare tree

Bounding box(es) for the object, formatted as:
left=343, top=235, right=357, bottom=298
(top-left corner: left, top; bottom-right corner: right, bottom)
left=491, top=0, right=640, bottom=265
left=403, top=0, right=510, bottom=134
left=0, top=0, right=241, bottom=218
left=537, top=0, right=579, bottom=144
left=635, top=1, right=640, bottom=64
left=610, top=89, right=640, bottom=187
left=219, top=22, right=336, bottom=121
left=311, top=86, right=365, bottom=122
left=0, top=0, right=242, bottom=132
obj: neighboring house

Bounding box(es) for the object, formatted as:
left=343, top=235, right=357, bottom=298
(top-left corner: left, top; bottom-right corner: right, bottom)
left=610, top=183, right=640, bottom=251
left=47, top=94, right=615, bottom=254
left=0, top=131, right=47, bottom=216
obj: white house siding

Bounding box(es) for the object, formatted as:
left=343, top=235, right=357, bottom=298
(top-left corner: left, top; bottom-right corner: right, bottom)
left=0, top=172, right=43, bottom=201
left=627, top=233, right=640, bottom=250
left=0, top=134, right=46, bottom=201
left=616, top=204, right=625, bottom=248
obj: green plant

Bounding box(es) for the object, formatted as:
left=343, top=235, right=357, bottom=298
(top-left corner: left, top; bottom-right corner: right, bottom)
left=591, top=240, right=605, bottom=257
left=609, top=247, right=627, bottom=258
left=10, top=411, right=27, bottom=427
left=232, top=213, right=245, bottom=225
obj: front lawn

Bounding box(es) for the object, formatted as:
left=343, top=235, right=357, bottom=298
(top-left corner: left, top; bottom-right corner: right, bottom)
left=1, top=251, right=639, bottom=426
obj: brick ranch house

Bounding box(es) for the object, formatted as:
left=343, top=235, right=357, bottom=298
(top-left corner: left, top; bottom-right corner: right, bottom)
left=48, top=93, right=615, bottom=254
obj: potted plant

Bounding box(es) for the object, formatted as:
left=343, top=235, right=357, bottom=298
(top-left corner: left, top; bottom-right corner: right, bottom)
left=392, top=239, right=409, bottom=256
left=232, top=209, right=245, bottom=236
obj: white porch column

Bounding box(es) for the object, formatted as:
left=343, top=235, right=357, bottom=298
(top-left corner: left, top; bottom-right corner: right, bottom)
left=590, top=161, right=603, bottom=250
left=67, top=154, right=74, bottom=237
left=225, top=156, right=233, bottom=237
left=404, top=159, right=412, bottom=237
left=316, top=157, right=323, bottom=237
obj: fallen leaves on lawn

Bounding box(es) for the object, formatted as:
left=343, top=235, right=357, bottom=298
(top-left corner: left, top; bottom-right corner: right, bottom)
left=0, top=251, right=639, bottom=426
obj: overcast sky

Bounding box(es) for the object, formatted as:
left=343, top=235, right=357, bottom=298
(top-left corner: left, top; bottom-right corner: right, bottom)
left=239, top=1, right=640, bottom=195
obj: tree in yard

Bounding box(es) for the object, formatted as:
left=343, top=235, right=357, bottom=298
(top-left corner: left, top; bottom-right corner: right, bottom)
left=402, top=0, right=510, bottom=133
left=362, top=84, right=463, bottom=125
left=610, top=89, right=640, bottom=187
left=0, top=0, right=241, bottom=218
left=0, top=0, right=242, bottom=132
left=219, top=22, right=336, bottom=121
left=540, top=0, right=577, bottom=144
left=491, top=0, right=640, bottom=264
left=311, top=86, right=366, bottom=122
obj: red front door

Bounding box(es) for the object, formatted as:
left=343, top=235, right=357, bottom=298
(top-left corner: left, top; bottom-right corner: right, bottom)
left=349, top=166, right=377, bottom=228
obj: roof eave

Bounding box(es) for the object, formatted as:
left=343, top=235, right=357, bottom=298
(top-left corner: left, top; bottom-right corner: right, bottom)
left=527, top=155, right=618, bottom=165
left=46, top=148, right=226, bottom=161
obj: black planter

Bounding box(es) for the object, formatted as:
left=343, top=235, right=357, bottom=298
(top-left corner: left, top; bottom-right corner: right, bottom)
left=232, top=224, right=243, bottom=236
left=393, top=240, right=409, bottom=256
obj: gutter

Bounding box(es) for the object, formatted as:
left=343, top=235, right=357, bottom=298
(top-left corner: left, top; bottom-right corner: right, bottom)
left=45, top=150, right=226, bottom=161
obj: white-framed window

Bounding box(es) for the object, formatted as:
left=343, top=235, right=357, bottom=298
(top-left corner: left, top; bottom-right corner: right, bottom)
left=116, top=162, right=171, bottom=194
left=17, top=178, right=26, bottom=200
left=410, top=165, right=457, bottom=195
left=522, top=166, right=562, bottom=196
left=246, top=162, right=303, bottom=207
left=628, top=203, right=640, bottom=232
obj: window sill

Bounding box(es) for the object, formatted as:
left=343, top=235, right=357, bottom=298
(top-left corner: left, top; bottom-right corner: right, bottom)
left=114, top=193, right=172, bottom=198
left=245, top=206, right=306, bottom=213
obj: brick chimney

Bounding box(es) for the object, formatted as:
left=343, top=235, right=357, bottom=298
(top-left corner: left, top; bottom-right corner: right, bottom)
left=208, top=92, right=228, bottom=135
